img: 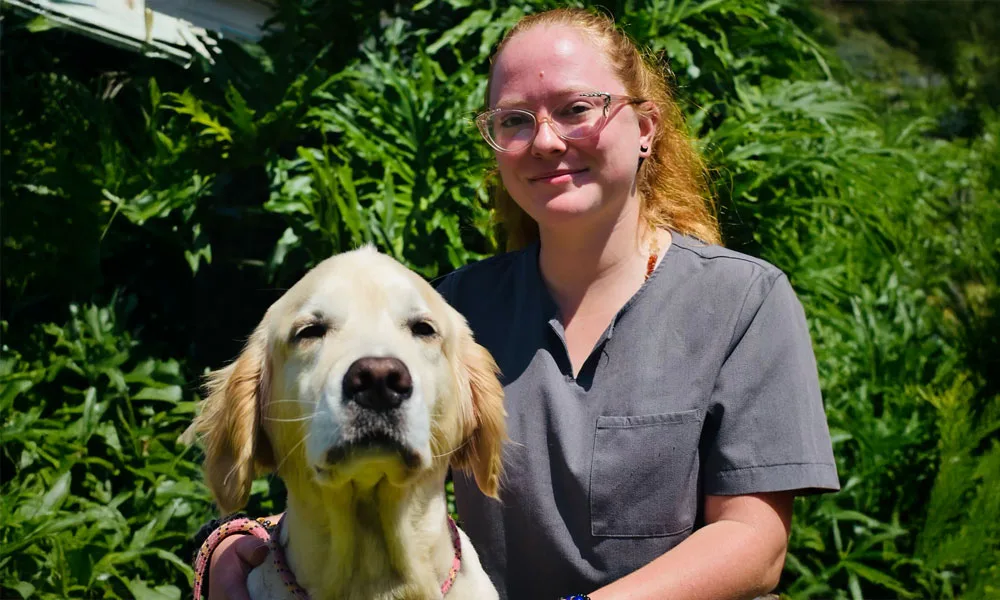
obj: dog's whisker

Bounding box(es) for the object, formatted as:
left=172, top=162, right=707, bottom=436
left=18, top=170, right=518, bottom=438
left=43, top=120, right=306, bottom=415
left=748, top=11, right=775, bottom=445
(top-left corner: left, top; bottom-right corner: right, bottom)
left=268, top=399, right=317, bottom=406
left=274, top=426, right=311, bottom=473
left=431, top=437, right=471, bottom=460
left=264, top=415, right=315, bottom=423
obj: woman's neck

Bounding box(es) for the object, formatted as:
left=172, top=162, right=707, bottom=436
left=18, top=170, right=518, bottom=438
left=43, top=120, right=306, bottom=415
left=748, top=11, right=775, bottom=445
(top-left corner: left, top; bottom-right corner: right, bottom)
left=537, top=205, right=652, bottom=316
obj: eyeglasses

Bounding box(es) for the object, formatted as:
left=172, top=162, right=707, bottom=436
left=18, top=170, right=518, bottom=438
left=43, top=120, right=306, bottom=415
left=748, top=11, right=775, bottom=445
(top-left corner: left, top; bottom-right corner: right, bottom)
left=475, top=92, right=646, bottom=153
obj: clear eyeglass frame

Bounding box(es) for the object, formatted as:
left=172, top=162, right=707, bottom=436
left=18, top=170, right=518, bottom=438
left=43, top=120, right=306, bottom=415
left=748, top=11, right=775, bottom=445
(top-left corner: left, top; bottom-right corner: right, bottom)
left=474, top=92, right=647, bottom=153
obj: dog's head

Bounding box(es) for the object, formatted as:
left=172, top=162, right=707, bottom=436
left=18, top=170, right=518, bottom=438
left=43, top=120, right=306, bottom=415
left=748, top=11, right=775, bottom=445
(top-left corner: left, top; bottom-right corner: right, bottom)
left=191, top=247, right=506, bottom=514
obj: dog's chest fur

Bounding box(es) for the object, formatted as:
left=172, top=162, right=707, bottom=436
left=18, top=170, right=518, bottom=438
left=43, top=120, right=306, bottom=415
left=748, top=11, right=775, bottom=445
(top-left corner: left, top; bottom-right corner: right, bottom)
left=246, top=528, right=497, bottom=600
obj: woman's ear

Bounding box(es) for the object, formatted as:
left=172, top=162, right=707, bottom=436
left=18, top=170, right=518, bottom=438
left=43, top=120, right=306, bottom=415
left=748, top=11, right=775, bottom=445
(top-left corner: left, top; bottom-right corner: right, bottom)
left=191, top=328, right=274, bottom=514
left=638, top=102, right=659, bottom=157
left=451, top=333, right=507, bottom=499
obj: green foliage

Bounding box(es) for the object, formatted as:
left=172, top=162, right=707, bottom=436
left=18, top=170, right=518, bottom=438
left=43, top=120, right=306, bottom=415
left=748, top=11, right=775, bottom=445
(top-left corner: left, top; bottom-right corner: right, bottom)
left=833, top=0, right=1000, bottom=125
left=0, top=300, right=212, bottom=598
left=2, top=0, right=999, bottom=598
left=267, top=21, right=498, bottom=276
left=917, top=376, right=1000, bottom=599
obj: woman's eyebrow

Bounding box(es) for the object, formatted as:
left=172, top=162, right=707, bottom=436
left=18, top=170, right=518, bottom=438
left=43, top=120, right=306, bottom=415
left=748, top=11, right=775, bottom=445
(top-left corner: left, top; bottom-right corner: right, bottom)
left=493, top=89, right=589, bottom=109
left=493, top=97, right=531, bottom=109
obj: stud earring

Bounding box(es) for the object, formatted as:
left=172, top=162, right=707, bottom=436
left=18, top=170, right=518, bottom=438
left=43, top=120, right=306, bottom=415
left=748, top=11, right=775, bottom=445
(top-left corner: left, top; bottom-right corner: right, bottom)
left=640, top=145, right=649, bottom=153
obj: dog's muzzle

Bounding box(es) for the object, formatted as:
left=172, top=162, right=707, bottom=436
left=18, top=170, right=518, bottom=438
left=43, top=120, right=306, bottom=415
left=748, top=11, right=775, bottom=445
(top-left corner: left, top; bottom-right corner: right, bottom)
left=318, top=355, right=422, bottom=473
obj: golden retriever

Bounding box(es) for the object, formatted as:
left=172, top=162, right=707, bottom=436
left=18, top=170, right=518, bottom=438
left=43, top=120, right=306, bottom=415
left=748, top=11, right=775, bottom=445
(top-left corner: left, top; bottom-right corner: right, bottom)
left=191, top=247, right=505, bottom=600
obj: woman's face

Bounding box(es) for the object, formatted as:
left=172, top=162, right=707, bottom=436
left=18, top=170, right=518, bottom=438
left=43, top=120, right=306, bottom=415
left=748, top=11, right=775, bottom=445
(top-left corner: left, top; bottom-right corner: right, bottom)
left=489, top=24, right=656, bottom=234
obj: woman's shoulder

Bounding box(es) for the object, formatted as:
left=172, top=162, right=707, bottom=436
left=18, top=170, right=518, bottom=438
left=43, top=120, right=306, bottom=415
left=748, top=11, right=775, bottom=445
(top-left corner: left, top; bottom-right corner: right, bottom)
left=432, top=246, right=533, bottom=307
left=657, top=233, right=804, bottom=327
left=667, top=232, right=788, bottom=293
left=670, top=233, right=783, bottom=275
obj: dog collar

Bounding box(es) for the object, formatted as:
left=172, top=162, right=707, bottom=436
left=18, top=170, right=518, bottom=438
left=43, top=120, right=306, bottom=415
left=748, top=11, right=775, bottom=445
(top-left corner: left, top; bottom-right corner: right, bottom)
left=193, top=516, right=273, bottom=600
left=441, top=514, right=464, bottom=594
left=267, top=514, right=464, bottom=599
left=267, top=518, right=309, bottom=599
left=194, top=514, right=462, bottom=598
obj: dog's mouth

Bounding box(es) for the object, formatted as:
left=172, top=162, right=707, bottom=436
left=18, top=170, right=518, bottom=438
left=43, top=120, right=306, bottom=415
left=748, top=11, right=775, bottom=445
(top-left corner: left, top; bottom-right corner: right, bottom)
left=320, top=432, right=421, bottom=471
left=308, top=387, right=428, bottom=486
left=313, top=422, right=425, bottom=489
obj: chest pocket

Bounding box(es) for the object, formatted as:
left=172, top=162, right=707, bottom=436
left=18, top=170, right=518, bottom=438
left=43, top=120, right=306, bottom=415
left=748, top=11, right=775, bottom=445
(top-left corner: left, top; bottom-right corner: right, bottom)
left=590, top=410, right=703, bottom=537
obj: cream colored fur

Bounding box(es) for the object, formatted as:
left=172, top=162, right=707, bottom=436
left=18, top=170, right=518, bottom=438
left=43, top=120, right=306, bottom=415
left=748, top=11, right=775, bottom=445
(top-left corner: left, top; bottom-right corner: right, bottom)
left=191, top=247, right=504, bottom=600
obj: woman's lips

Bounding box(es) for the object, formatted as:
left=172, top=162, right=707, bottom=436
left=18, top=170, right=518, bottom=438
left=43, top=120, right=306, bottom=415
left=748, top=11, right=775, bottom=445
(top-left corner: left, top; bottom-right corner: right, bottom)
left=529, top=168, right=588, bottom=184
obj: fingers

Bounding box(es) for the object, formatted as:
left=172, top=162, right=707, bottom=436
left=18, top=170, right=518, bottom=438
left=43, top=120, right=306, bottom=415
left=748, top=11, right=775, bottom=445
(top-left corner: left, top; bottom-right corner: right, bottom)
left=207, top=535, right=269, bottom=600
left=233, top=535, right=270, bottom=566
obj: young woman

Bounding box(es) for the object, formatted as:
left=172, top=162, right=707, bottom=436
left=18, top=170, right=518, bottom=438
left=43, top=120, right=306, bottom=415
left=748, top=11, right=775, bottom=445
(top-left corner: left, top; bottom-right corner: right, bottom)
left=203, top=8, right=838, bottom=600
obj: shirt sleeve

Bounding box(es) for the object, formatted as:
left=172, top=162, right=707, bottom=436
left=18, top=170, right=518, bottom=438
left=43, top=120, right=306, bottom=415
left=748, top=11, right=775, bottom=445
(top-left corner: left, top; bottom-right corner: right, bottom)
left=702, top=272, right=840, bottom=495
left=431, top=270, right=459, bottom=307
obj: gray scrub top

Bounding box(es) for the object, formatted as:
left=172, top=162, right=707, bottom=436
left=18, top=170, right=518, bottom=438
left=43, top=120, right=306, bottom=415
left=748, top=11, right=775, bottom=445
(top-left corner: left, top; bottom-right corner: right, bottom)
left=435, top=232, right=839, bottom=599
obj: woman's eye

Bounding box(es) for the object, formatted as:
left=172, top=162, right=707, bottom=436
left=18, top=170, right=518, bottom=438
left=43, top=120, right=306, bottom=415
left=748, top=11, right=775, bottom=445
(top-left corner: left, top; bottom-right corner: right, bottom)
left=293, top=323, right=327, bottom=342
left=499, top=113, right=530, bottom=128
left=409, top=320, right=437, bottom=338
left=557, top=102, right=597, bottom=122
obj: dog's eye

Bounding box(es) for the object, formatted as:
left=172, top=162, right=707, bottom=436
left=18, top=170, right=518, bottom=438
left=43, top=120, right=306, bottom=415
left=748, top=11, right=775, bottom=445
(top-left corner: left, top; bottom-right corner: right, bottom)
left=293, top=322, right=327, bottom=342
left=409, top=319, right=437, bottom=338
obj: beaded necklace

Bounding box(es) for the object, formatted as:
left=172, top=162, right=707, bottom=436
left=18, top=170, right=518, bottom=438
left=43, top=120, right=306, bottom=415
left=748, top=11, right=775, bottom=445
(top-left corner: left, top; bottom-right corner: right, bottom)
left=645, top=229, right=661, bottom=281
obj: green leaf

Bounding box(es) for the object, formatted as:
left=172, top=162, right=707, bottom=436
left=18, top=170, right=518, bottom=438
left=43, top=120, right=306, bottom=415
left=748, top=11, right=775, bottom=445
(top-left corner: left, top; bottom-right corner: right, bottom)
left=843, top=561, right=919, bottom=598
left=149, top=77, right=161, bottom=110
left=37, top=471, right=72, bottom=520
left=8, top=581, right=34, bottom=598
left=126, top=578, right=181, bottom=600
left=0, top=378, right=35, bottom=412
left=133, top=386, right=182, bottom=403
left=267, top=227, right=301, bottom=280
left=123, top=359, right=157, bottom=385
left=25, top=15, right=58, bottom=33
left=153, top=548, right=194, bottom=579
left=224, top=84, right=256, bottom=136
left=129, top=498, right=182, bottom=551
left=78, top=386, right=99, bottom=442
left=96, top=421, right=122, bottom=453
left=427, top=9, right=494, bottom=55
left=184, top=244, right=212, bottom=274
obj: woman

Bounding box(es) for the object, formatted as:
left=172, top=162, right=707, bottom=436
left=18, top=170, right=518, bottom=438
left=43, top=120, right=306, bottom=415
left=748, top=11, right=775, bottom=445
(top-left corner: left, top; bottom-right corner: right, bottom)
left=205, top=8, right=839, bottom=599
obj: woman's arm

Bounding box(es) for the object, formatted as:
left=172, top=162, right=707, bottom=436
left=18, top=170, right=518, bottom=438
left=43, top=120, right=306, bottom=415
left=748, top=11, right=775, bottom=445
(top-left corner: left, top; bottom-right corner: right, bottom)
left=588, top=491, right=794, bottom=600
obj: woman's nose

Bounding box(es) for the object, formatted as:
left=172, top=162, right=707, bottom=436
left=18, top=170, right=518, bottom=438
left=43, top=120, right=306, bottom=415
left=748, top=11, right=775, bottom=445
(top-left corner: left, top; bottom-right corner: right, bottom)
left=531, top=119, right=567, bottom=156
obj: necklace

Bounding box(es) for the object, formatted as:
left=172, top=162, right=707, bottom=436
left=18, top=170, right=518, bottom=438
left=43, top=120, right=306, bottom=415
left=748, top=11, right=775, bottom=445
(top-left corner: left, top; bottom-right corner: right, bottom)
left=645, top=229, right=661, bottom=281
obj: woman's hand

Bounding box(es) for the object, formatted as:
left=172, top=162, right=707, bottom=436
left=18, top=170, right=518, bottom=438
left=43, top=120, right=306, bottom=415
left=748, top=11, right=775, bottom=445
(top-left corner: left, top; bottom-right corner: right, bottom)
left=207, top=534, right=269, bottom=600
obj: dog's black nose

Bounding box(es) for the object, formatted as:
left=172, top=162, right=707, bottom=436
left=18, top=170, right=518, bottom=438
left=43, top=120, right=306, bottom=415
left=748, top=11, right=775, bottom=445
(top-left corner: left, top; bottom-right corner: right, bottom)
left=342, top=356, right=413, bottom=410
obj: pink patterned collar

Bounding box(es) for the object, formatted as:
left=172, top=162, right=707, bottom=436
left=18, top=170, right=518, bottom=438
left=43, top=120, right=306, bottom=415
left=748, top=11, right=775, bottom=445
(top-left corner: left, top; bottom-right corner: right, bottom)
left=269, top=515, right=464, bottom=598
left=194, top=514, right=464, bottom=599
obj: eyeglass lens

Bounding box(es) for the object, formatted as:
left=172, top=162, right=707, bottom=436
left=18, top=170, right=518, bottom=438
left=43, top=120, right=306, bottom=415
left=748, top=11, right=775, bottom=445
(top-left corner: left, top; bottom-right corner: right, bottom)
left=484, top=95, right=609, bottom=151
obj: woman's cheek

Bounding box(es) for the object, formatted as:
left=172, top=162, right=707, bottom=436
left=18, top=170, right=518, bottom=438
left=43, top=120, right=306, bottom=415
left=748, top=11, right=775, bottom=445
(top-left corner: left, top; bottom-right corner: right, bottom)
left=497, top=157, right=528, bottom=198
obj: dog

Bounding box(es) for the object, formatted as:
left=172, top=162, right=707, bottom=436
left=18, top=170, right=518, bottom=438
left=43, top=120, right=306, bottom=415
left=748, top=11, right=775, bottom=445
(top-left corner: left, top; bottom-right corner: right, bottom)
left=191, top=247, right=505, bottom=600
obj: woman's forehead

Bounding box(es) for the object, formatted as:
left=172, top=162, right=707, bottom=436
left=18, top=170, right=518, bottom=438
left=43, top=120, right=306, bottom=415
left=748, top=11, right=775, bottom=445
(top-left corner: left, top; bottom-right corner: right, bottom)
left=489, top=24, right=620, bottom=105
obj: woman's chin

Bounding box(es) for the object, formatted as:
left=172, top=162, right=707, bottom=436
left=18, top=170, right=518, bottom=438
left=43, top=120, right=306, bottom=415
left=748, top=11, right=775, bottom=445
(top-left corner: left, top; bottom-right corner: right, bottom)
left=534, top=191, right=602, bottom=217
left=529, top=201, right=608, bottom=233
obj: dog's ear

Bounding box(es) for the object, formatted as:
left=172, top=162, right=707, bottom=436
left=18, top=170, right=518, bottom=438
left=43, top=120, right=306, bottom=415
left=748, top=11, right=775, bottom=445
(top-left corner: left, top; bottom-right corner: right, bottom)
left=451, top=334, right=506, bottom=498
left=191, top=328, right=274, bottom=514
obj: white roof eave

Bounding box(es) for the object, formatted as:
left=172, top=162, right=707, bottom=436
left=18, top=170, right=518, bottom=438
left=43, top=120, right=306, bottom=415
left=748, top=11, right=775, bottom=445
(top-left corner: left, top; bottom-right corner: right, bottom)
left=6, top=0, right=222, bottom=66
